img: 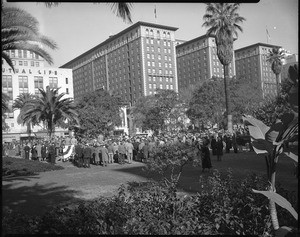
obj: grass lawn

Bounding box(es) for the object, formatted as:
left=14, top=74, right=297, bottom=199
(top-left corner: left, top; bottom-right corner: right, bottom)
left=175, top=151, right=298, bottom=194
left=2, top=156, right=64, bottom=177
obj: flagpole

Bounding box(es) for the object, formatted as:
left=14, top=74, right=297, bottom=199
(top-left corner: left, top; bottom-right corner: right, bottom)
left=154, top=4, right=157, bottom=23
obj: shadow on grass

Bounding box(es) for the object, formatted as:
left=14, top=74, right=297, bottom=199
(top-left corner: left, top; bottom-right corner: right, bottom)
left=2, top=182, right=83, bottom=216
left=113, top=152, right=298, bottom=195
left=2, top=173, right=40, bottom=182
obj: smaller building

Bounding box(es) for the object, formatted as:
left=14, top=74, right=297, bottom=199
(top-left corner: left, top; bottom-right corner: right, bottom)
left=2, top=50, right=74, bottom=142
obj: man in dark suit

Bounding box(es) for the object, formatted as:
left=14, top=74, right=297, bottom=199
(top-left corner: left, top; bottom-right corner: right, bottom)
left=83, top=143, right=92, bottom=168
left=24, top=143, right=30, bottom=160
left=48, top=142, right=56, bottom=164
left=74, top=142, right=83, bottom=167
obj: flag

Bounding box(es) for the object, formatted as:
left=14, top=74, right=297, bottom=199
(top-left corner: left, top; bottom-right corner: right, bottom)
left=154, top=5, right=157, bottom=19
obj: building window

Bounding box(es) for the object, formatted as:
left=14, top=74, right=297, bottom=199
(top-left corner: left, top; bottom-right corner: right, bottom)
left=23, top=51, right=27, bottom=58
left=153, top=76, right=156, bottom=81
left=170, top=85, right=173, bottom=90
left=146, top=38, right=149, bottom=44
left=11, top=50, right=15, bottom=57
left=147, top=53, right=150, bottom=59
left=18, top=76, right=29, bottom=94
left=34, top=76, right=43, bottom=96
left=147, top=61, right=151, bottom=66
left=150, top=39, right=153, bottom=44
left=19, top=61, right=23, bottom=66
left=152, top=61, right=155, bottom=67
left=149, top=84, right=152, bottom=89
left=2, top=75, right=13, bottom=100
left=151, top=54, right=154, bottom=60
left=18, top=50, right=22, bottom=58
left=166, top=85, right=169, bottom=89
left=146, top=46, right=149, bottom=51
left=66, top=88, right=69, bottom=94
left=158, top=47, right=161, bottom=53
left=24, top=61, right=28, bottom=66
left=31, top=61, right=34, bottom=67
left=49, top=77, right=58, bottom=88
left=151, top=46, right=154, bottom=52
left=160, top=84, right=163, bottom=89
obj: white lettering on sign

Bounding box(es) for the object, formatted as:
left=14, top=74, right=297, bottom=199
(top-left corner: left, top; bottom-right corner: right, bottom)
left=2, top=67, right=57, bottom=75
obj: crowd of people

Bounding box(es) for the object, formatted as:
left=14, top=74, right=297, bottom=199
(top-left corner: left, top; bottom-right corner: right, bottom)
left=3, top=129, right=251, bottom=171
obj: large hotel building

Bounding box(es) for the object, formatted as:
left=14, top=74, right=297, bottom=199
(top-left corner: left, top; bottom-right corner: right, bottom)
left=61, top=21, right=179, bottom=105
left=2, top=50, right=74, bottom=142
left=176, top=35, right=236, bottom=91
left=234, top=43, right=282, bottom=98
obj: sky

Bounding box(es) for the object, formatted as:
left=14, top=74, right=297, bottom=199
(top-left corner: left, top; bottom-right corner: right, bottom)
left=4, top=0, right=299, bottom=68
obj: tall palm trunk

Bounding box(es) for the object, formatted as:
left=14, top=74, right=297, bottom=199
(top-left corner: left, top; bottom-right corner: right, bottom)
left=223, top=64, right=233, bottom=133
left=275, top=74, right=280, bottom=96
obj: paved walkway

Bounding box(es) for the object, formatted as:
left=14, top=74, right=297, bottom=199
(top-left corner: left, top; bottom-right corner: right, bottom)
left=2, top=160, right=148, bottom=216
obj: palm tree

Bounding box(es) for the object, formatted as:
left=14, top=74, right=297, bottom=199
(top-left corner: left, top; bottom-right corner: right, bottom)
left=202, top=3, right=245, bottom=133
left=267, top=47, right=285, bottom=96
left=22, top=86, right=80, bottom=138
left=1, top=6, right=58, bottom=72
left=2, top=93, right=10, bottom=113
left=12, top=93, right=37, bottom=135
left=2, top=93, right=10, bottom=131
left=42, top=2, right=133, bottom=23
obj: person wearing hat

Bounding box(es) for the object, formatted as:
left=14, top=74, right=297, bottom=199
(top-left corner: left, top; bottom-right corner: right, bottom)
left=200, top=138, right=212, bottom=172
left=48, top=142, right=56, bottom=164
left=94, top=143, right=101, bottom=166
left=100, top=144, right=109, bottom=167
left=83, top=143, right=92, bottom=168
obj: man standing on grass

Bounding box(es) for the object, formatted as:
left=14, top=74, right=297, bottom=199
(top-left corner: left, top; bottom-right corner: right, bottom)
left=125, top=139, right=134, bottom=164
left=83, top=143, right=92, bottom=168
left=118, top=141, right=126, bottom=165
left=101, top=144, right=109, bottom=167
left=48, top=142, right=56, bottom=164
left=24, top=143, right=30, bottom=160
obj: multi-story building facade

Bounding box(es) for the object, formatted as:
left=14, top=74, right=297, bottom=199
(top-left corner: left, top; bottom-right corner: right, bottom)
left=176, top=35, right=236, bottom=91
left=2, top=50, right=74, bottom=142
left=61, top=21, right=179, bottom=105
left=234, top=43, right=282, bottom=98
left=281, top=54, right=298, bottom=81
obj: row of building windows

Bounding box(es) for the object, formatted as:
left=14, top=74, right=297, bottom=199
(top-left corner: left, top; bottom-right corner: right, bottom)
left=147, top=61, right=173, bottom=68
left=9, top=60, right=40, bottom=67
left=6, top=50, right=40, bottom=59
left=147, top=68, right=173, bottom=75
left=146, top=46, right=172, bottom=54
left=147, top=53, right=172, bottom=61
left=149, top=76, right=173, bottom=83
left=145, top=29, right=171, bottom=39
left=145, top=38, right=172, bottom=47
left=148, top=84, right=174, bottom=90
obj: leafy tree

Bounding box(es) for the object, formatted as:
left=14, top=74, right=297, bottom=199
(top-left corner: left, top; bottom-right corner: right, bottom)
left=243, top=64, right=298, bottom=234
left=132, top=89, right=180, bottom=134
left=74, top=89, right=123, bottom=138
left=1, top=6, right=58, bottom=72
left=22, top=86, right=79, bottom=138
left=186, top=78, right=226, bottom=130
left=230, top=76, right=263, bottom=124
left=252, top=71, right=296, bottom=127
left=202, top=3, right=245, bottom=133
left=12, top=93, right=37, bottom=135
left=266, top=47, right=286, bottom=95
left=2, top=93, right=10, bottom=131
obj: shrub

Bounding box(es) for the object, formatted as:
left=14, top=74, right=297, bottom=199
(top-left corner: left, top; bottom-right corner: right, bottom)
left=2, top=170, right=296, bottom=235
